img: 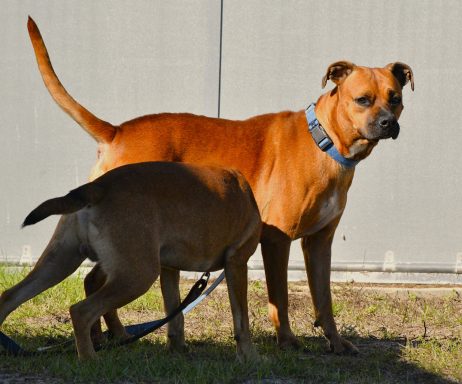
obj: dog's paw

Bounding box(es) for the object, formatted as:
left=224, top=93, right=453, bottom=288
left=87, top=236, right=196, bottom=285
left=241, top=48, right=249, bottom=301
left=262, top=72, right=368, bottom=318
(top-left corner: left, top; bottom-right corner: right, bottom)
left=77, top=347, right=99, bottom=362
left=329, top=337, right=359, bottom=355
left=277, top=334, right=301, bottom=351
left=167, top=339, right=188, bottom=353
left=90, top=331, right=107, bottom=348
left=237, top=346, right=260, bottom=364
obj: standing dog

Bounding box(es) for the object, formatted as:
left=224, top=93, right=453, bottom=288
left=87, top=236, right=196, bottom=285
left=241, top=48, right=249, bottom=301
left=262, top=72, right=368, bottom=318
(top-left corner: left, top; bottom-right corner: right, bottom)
left=26, top=17, right=413, bottom=353
left=0, top=162, right=261, bottom=360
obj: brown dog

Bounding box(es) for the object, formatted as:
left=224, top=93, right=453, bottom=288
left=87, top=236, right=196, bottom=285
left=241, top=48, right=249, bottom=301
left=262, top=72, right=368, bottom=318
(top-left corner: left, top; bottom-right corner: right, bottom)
left=0, top=162, right=261, bottom=360
left=26, top=17, right=414, bottom=353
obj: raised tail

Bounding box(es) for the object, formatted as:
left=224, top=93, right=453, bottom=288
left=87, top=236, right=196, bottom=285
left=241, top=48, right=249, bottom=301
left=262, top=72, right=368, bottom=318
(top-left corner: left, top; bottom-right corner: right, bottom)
left=27, top=16, right=116, bottom=143
left=22, top=183, right=105, bottom=227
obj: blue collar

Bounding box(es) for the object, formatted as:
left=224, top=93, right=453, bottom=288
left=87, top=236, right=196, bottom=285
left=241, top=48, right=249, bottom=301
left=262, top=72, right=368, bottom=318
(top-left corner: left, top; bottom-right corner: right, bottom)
left=305, top=103, right=358, bottom=168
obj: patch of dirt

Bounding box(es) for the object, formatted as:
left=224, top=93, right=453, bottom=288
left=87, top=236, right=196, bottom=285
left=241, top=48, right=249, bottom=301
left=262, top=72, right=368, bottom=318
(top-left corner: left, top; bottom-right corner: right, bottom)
left=0, top=371, right=62, bottom=384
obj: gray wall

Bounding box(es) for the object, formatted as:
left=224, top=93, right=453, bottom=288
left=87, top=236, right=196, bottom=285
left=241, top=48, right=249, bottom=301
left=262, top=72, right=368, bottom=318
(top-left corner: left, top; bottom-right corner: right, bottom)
left=1, top=1, right=461, bottom=281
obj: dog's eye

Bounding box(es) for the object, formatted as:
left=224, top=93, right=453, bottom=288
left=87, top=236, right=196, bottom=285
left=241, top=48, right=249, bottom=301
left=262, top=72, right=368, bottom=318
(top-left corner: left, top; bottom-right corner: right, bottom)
left=355, top=97, right=371, bottom=107
left=389, top=96, right=402, bottom=105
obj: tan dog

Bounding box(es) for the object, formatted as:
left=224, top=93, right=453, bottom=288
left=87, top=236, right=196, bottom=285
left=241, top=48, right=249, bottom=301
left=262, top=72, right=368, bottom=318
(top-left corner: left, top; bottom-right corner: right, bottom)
left=26, top=17, right=414, bottom=353
left=0, top=162, right=261, bottom=360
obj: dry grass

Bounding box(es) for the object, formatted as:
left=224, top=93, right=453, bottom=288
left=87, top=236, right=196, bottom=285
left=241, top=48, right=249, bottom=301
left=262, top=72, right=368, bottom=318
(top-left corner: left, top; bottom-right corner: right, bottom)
left=0, top=267, right=461, bottom=383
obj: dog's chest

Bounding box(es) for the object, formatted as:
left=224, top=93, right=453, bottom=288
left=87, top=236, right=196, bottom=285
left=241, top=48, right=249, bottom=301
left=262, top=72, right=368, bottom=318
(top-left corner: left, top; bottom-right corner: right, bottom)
left=296, top=190, right=344, bottom=238
left=318, top=191, right=342, bottom=226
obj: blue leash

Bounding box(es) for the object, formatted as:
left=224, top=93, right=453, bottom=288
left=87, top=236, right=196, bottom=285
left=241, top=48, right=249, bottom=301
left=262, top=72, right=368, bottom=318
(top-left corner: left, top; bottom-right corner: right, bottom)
left=119, top=271, right=225, bottom=345
left=0, top=271, right=225, bottom=356
left=0, top=331, right=24, bottom=356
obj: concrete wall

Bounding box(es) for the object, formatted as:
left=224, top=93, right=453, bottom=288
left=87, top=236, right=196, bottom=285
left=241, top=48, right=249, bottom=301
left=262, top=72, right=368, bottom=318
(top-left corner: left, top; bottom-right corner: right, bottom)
left=1, top=1, right=461, bottom=282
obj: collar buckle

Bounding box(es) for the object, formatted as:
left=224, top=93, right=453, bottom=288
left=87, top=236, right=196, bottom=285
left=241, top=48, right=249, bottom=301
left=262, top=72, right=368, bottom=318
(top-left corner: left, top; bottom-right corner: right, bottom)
left=305, top=103, right=358, bottom=169
left=310, top=124, right=333, bottom=152
left=306, top=103, right=333, bottom=152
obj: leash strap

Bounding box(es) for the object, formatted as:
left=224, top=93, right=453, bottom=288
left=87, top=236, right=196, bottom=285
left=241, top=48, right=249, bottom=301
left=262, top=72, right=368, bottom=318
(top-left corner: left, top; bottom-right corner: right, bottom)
left=305, top=103, right=358, bottom=168
left=0, top=271, right=225, bottom=356
left=116, top=271, right=226, bottom=346
left=117, top=271, right=216, bottom=345
left=0, top=331, right=28, bottom=356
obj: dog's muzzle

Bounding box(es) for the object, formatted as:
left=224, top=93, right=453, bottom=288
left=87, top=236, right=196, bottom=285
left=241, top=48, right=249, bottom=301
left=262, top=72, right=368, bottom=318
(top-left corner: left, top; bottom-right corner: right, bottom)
left=377, top=114, right=400, bottom=140
left=363, top=111, right=400, bottom=141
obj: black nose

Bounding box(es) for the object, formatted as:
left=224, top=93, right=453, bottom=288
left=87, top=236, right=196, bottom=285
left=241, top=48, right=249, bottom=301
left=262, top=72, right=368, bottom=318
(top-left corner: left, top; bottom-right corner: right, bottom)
left=378, top=115, right=397, bottom=128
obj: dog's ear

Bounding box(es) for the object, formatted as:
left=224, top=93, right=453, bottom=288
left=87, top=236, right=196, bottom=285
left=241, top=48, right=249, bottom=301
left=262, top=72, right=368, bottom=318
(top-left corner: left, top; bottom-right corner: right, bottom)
left=322, top=61, right=356, bottom=88
left=386, top=62, right=414, bottom=91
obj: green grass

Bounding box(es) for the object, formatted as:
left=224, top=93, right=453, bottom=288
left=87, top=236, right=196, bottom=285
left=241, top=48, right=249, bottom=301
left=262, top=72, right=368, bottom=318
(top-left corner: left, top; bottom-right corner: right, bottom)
left=0, top=267, right=461, bottom=383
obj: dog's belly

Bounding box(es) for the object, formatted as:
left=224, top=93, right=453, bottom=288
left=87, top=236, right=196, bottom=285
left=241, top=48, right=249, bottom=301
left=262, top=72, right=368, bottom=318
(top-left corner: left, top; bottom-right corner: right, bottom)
left=159, top=243, right=226, bottom=272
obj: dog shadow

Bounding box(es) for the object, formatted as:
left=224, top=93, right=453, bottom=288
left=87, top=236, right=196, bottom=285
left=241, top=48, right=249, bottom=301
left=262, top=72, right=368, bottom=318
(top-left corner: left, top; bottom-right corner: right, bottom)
left=130, top=333, right=455, bottom=383
left=251, top=334, right=456, bottom=384
left=0, top=333, right=457, bottom=383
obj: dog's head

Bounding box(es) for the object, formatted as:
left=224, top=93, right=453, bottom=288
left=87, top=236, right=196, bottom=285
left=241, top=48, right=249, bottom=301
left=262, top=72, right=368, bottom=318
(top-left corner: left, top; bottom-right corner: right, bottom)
left=322, top=61, right=414, bottom=142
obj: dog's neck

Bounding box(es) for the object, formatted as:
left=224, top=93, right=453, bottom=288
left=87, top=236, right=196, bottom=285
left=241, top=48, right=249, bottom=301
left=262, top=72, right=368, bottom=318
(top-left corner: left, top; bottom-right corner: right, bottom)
left=315, top=91, right=378, bottom=162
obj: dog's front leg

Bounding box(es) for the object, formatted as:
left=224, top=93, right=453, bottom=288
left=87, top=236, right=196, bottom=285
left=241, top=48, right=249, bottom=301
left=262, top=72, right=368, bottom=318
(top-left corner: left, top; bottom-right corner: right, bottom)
left=224, top=246, right=257, bottom=362
left=260, top=236, right=299, bottom=349
left=160, top=267, right=186, bottom=352
left=301, top=220, right=358, bottom=354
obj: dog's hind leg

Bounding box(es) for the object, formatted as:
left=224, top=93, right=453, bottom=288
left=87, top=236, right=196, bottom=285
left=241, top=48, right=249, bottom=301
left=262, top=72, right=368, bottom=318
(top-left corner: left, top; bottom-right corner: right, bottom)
left=160, top=266, right=186, bottom=352
left=84, top=265, right=107, bottom=345
left=0, top=216, right=84, bottom=325
left=71, top=229, right=160, bottom=359
left=70, top=264, right=158, bottom=359
left=84, top=265, right=129, bottom=345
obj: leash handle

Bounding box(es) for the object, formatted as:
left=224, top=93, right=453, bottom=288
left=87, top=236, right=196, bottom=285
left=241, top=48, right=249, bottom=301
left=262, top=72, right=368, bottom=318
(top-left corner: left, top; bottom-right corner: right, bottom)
left=180, top=272, right=210, bottom=308
left=182, top=271, right=225, bottom=315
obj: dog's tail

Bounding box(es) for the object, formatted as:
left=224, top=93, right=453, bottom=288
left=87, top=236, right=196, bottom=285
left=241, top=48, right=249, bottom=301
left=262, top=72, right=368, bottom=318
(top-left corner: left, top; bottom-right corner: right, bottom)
left=27, top=16, right=116, bottom=143
left=22, top=183, right=105, bottom=227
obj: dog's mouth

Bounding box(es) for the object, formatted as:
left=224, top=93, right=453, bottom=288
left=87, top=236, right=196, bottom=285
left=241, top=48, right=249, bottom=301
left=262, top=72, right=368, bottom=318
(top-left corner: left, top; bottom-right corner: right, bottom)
left=391, top=124, right=400, bottom=140
left=360, top=122, right=400, bottom=142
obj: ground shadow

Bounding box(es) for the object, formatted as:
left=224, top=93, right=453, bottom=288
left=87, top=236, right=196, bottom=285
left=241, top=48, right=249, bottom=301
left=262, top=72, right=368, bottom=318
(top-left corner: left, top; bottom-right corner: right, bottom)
left=0, top=332, right=458, bottom=383
left=250, top=333, right=458, bottom=384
